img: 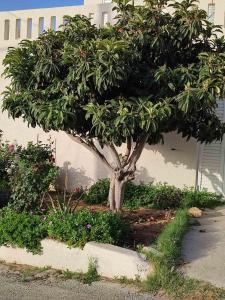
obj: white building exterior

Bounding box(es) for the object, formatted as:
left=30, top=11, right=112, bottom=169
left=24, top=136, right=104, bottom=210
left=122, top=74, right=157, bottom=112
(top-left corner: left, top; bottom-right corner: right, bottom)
left=0, top=0, right=224, bottom=193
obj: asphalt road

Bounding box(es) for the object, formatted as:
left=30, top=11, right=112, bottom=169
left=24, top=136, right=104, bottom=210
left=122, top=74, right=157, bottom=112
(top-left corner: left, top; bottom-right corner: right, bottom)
left=0, top=272, right=164, bottom=300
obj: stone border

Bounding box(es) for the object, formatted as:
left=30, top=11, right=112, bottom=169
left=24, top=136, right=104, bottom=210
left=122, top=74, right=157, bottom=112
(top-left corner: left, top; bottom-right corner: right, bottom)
left=0, top=239, right=152, bottom=280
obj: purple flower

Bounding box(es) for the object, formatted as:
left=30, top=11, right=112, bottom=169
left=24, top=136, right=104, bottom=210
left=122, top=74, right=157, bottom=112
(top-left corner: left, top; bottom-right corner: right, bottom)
left=86, top=224, right=92, bottom=229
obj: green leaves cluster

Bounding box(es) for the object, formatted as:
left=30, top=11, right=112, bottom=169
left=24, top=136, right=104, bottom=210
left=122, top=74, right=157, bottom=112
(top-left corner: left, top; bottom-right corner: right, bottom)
left=0, top=141, right=58, bottom=212
left=0, top=208, right=129, bottom=253
left=2, top=0, right=225, bottom=146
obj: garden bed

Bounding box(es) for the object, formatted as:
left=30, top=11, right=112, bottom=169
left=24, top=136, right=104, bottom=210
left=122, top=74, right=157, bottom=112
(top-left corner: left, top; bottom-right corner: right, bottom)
left=47, top=199, right=174, bottom=250
left=0, top=240, right=151, bottom=280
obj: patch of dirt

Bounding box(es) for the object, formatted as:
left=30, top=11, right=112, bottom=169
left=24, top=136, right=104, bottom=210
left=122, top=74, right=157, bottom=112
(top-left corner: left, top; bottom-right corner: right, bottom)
left=44, top=196, right=174, bottom=249
left=76, top=201, right=174, bottom=248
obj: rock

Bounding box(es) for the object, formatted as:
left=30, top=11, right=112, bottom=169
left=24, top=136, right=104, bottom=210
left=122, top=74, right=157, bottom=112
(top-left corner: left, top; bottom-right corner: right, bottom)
left=188, top=207, right=203, bottom=218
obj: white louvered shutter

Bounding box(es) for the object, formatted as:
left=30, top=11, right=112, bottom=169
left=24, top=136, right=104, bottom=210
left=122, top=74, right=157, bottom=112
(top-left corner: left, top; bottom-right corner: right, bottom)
left=198, top=100, right=225, bottom=194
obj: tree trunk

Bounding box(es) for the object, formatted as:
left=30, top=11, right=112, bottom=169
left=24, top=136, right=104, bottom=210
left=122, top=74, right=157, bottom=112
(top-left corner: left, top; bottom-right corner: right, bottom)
left=108, top=174, right=116, bottom=211
left=108, top=169, right=135, bottom=212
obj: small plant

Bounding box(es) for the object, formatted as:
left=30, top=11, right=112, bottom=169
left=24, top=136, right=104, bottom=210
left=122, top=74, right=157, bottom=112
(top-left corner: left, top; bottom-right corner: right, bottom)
left=47, top=189, right=84, bottom=214
left=82, top=259, right=100, bottom=285
left=62, top=269, right=77, bottom=280
left=181, top=188, right=224, bottom=209
left=0, top=208, right=47, bottom=254
left=84, top=179, right=110, bottom=204
left=46, top=209, right=129, bottom=248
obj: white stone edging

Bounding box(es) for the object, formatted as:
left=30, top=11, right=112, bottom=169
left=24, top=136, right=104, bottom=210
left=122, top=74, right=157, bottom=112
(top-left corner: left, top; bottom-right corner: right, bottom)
left=0, top=239, right=152, bottom=280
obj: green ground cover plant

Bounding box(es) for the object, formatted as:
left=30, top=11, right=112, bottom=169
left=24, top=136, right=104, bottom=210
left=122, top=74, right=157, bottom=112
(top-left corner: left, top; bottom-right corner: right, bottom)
left=143, top=209, right=225, bottom=300
left=84, top=178, right=224, bottom=209
left=0, top=208, right=129, bottom=254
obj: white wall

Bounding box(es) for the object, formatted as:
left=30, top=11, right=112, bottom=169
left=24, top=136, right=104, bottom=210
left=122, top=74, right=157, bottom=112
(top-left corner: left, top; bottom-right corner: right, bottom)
left=0, top=1, right=202, bottom=190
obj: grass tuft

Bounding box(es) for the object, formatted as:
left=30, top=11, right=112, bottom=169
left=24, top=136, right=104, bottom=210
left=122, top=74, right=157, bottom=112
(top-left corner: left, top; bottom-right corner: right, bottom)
left=143, top=209, right=225, bottom=299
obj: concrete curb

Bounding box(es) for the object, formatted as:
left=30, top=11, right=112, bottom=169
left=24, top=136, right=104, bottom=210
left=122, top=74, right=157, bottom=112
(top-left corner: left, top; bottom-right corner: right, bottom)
left=0, top=239, right=152, bottom=280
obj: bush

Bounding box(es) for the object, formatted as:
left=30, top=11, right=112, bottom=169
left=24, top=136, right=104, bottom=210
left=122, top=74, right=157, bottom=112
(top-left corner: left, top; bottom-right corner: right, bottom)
left=0, top=208, right=46, bottom=253
left=84, top=178, right=110, bottom=204
left=0, top=208, right=129, bottom=253
left=124, top=183, right=183, bottom=209
left=8, top=142, right=58, bottom=212
left=84, top=178, right=224, bottom=210
left=0, top=180, right=11, bottom=209
left=181, top=188, right=224, bottom=209
left=47, top=209, right=129, bottom=247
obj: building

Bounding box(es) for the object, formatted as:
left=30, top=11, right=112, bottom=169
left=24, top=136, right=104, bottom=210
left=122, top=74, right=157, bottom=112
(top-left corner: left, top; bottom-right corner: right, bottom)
left=0, top=0, right=224, bottom=193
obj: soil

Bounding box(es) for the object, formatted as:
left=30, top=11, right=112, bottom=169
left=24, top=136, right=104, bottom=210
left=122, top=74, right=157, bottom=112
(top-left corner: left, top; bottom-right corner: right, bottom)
left=75, top=201, right=174, bottom=249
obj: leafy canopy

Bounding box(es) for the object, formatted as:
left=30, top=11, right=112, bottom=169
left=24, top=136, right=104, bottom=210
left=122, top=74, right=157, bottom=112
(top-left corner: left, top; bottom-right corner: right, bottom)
left=2, top=0, right=225, bottom=146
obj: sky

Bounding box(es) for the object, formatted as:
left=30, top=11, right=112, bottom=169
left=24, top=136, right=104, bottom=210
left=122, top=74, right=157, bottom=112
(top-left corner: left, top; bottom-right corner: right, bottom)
left=0, top=0, right=84, bottom=11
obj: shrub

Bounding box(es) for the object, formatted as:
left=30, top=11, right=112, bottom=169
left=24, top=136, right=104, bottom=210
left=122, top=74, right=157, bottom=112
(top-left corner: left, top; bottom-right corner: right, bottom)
left=0, top=208, right=47, bottom=253
left=9, top=142, right=58, bottom=213
left=124, top=183, right=183, bottom=209
left=46, top=209, right=129, bottom=247
left=0, top=208, right=129, bottom=253
left=0, top=180, right=11, bottom=209
left=84, top=178, right=110, bottom=204
left=84, top=178, right=223, bottom=210
left=181, top=188, right=224, bottom=209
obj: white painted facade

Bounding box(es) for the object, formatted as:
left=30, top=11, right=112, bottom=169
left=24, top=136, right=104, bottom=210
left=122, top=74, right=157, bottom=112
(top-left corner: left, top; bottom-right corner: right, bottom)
left=0, top=0, right=224, bottom=193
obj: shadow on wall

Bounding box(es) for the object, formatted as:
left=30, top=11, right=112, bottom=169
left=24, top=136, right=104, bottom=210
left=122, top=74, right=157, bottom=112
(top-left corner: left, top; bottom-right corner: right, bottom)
left=57, top=161, right=94, bottom=191
left=56, top=133, right=223, bottom=193
left=135, top=167, right=155, bottom=185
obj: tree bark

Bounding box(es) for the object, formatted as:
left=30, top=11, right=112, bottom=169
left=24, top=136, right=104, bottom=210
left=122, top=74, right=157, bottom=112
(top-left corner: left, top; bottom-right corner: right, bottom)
left=67, top=133, right=148, bottom=212
left=108, top=173, right=116, bottom=211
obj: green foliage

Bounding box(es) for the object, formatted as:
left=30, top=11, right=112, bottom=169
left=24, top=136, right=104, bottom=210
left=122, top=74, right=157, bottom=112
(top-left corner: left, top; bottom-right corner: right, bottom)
left=144, top=209, right=189, bottom=293
left=0, top=208, right=46, bottom=253
left=84, top=179, right=223, bottom=209
left=82, top=259, right=100, bottom=284
left=84, top=179, right=110, bottom=204
left=61, top=259, right=100, bottom=284
left=0, top=208, right=129, bottom=253
left=155, top=209, right=189, bottom=266
left=0, top=140, right=14, bottom=188
left=8, top=142, right=58, bottom=213
left=2, top=0, right=225, bottom=149
left=46, top=209, right=129, bottom=247
left=124, top=183, right=183, bottom=209
left=144, top=208, right=225, bottom=299
left=182, top=188, right=224, bottom=209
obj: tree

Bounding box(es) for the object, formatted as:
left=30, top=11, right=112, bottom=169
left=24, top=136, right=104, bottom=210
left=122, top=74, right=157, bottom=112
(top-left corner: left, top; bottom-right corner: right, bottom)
left=2, top=0, right=225, bottom=211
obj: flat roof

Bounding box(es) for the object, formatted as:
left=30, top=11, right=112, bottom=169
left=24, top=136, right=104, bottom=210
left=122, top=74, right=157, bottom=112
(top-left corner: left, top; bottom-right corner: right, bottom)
left=0, top=0, right=84, bottom=12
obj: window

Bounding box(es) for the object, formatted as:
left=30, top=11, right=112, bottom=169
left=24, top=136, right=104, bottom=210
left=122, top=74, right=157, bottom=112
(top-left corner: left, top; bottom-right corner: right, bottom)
left=103, top=0, right=111, bottom=3
left=102, top=12, right=109, bottom=26
left=208, top=3, right=215, bottom=23
left=4, top=20, right=10, bottom=40
left=27, top=18, right=32, bottom=38
left=38, top=17, right=44, bottom=36
left=15, top=19, right=21, bottom=39
left=50, top=16, right=56, bottom=31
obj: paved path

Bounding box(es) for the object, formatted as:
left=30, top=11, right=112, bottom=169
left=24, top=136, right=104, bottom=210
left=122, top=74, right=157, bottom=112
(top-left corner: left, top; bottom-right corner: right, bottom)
left=181, top=206, right=225, bottom=288
left=0, top=267, right=163, bottom=300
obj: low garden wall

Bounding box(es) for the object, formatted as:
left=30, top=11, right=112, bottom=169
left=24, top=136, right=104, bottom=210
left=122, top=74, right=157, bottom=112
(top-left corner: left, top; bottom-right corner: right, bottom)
left=0, top=239, right=152, bottom=280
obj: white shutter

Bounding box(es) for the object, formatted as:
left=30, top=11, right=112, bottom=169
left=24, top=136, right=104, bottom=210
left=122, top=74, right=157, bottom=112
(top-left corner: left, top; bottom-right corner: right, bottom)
left=199, top=100, right=225, bottom=194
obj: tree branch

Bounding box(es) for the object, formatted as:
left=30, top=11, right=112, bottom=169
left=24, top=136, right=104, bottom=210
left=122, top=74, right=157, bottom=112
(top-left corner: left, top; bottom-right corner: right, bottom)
left=67, top=134, right=113, bottom=172
left=108, top=144, right=122, bottom=169
left=127, top=134, right=149, bottom=171
left=123, top=137, right=132, bottom=166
